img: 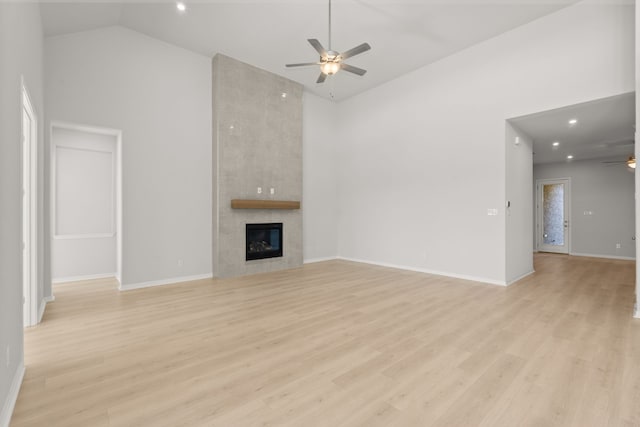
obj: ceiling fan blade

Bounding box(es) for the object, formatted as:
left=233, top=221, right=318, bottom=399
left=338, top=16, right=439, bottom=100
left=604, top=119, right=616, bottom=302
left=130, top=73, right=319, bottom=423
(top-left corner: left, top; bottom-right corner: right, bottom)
left=340, top=63, right=367, bottom=76
left=286, top=62, right=320, bottom=68
left=316, top=73, right=327, bottom=84
left=308, top=39, right=328, bottom=57
left=340, top=42, right=371, bottom=60
left=607, top=139, right=635, bottom=147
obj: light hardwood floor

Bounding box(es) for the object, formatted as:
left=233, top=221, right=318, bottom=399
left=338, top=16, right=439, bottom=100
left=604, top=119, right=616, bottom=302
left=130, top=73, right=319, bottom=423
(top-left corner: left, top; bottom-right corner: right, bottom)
left=10, top=254, right=640, bottom=426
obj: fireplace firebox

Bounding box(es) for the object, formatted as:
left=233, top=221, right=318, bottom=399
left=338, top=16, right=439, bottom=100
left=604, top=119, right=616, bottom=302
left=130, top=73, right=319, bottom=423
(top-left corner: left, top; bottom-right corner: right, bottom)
left=246, top=223, right=283, bottom=261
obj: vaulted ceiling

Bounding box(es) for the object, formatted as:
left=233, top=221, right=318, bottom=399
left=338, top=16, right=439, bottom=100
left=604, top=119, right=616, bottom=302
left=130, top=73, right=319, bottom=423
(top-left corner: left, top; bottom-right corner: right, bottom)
left=40, top=0, right=580, bottom=101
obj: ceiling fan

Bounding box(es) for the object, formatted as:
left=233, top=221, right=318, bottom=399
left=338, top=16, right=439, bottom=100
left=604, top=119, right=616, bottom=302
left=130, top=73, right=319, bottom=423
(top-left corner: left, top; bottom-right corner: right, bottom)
left=602, top=155, right=636, bottom=170
left=286, top=0, right=371, bottom=84
left=600, top=138, right=635, bottom=169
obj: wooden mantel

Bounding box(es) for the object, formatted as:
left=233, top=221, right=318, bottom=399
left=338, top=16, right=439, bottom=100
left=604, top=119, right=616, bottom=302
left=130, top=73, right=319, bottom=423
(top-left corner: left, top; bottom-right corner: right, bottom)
left=231, top=199, right=301, bottom=210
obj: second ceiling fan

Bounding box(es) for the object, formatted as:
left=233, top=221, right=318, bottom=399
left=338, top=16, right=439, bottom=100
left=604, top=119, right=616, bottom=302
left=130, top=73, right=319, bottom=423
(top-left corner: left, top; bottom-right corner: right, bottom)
left=602, top=155, right=636, bottom=170
left=601, top=139, right=636, bottom=170
left=286, top=0, right=371, bottom=83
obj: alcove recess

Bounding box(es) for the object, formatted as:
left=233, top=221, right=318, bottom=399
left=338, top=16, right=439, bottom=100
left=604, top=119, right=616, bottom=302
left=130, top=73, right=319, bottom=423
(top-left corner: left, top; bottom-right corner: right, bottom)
left=212, top=54, right=303, bottom=278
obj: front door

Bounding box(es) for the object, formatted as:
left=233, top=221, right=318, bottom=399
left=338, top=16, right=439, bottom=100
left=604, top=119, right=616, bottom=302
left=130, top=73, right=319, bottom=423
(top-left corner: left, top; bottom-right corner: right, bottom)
left=537, top=178, right=570, bottom=254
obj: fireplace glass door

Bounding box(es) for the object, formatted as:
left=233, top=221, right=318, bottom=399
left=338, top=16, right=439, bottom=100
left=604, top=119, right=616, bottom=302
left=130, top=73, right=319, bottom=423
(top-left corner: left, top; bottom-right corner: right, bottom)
left=246, top=223, right=283, bottom=261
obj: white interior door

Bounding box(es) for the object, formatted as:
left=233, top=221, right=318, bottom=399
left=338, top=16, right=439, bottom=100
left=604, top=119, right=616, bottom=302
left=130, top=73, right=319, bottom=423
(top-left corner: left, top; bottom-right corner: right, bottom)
left=537, top=178, right=570, bottom=254
left=22, top=82, right=38, bottom=327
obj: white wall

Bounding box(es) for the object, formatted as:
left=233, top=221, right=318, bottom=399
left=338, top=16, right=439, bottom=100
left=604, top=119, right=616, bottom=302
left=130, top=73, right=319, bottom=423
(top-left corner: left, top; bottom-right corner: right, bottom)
left=45, top=26, right=212, bottom=286
left=634, top=0, right=640, bottom=318
left=51, top=127, right=117, bottom=281
left=0, top=2, right=45, bottom=424
left=535, top=159, right=636, bottom=260
left=335, top=2, right=634, bottom=284
left=506, top=123, right=534, bottom=283
left=302, top=93, right=339, bottom=262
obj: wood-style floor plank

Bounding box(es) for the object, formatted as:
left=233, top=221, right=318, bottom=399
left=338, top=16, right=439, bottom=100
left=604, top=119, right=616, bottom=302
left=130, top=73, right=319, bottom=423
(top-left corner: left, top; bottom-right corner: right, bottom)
left=10, top=254, right=640, bottom=426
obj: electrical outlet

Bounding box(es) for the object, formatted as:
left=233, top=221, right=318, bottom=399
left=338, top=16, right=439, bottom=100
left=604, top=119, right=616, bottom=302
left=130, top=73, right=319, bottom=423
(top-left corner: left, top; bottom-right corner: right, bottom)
left=177, top=259, right=184, bottom=267
left=616, top=243, right=621, bottom=249
left=257, top=187, right=262, bottom=194
left=270, top=188, right=275, bottom=195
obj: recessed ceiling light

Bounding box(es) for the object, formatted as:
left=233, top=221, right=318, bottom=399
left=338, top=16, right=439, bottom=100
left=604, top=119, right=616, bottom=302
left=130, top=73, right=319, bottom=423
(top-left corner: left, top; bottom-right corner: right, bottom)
left=568, top=119, right=578, bottom=125
left=552, top=141, right=560, bottom=147
left=281, top=92, right=287, bottom=98
left=567, top=155, right=574, bottom=159
left=176, top=2, right=187, bottom=12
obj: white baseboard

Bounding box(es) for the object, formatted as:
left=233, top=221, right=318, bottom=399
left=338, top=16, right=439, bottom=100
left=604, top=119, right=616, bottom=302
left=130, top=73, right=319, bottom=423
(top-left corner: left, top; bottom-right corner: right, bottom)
left=120, top=273, right=213, bottom=291
left=37, top=295, right=56, bottom=323
left=506, top=270, right=535, bottom=286
left=634, top=303, right=640, bottom=319
left=336, top=257, right=507, bottom=286
left=52, top=273, right=116, bottom=284
left=0, top=362, right=25, bottom=427
left=304, top=256, right=338, bottom=264
left=570, top=252, right=636, bottom=261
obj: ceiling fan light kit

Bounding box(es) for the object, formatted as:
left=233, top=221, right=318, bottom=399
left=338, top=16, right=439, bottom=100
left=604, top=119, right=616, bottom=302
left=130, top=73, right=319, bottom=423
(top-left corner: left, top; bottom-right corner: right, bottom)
left=627, top=156, right=636, bottom=169
left=286, top=0, right=371, bottom=84
left=321, top=59, right=340, bottom=76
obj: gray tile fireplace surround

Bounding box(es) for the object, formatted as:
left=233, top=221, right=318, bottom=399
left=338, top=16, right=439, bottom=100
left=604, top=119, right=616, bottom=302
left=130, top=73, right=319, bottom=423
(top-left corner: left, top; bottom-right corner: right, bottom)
left=212, top=54, right=303, bottom=278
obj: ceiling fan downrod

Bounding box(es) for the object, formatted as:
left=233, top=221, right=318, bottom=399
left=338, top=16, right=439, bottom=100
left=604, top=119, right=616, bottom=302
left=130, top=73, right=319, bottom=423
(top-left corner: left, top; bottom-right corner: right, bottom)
left=328, top=0, right=332, bottom=51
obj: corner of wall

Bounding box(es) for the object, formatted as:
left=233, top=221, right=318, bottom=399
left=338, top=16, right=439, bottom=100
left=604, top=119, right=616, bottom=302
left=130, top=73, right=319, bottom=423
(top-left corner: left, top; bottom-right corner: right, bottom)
left=0, top=362, right=25, bottom=427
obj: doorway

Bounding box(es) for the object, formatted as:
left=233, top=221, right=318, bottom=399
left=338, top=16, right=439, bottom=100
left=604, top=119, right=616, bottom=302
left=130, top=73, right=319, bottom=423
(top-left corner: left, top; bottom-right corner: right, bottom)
left=536, top=178, right=570, bottom=254
left=22, top=80, right=38, bottom=327
left=50, top=122, right=122, bottom=287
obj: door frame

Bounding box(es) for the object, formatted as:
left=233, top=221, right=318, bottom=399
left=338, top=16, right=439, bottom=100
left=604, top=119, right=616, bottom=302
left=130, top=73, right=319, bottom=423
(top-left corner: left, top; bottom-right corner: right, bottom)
left=536, top=177, right=571, bottom=254
left=21, top=78, right=38, bottom=327
left=49, top=121, right=123, bottom=287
